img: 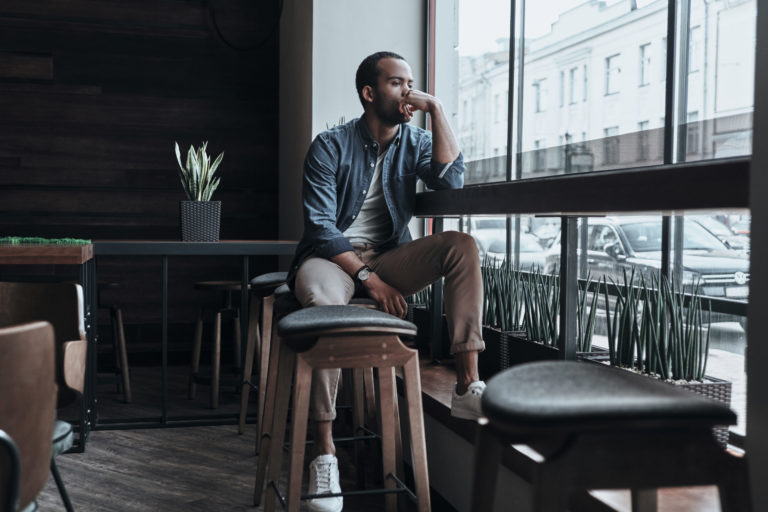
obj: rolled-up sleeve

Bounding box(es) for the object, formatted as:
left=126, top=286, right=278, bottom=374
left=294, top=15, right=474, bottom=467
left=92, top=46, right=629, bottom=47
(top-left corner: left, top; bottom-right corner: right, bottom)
left=414, top=133, right=465, bottom=190
left=302, top=136, right=354, bottom=258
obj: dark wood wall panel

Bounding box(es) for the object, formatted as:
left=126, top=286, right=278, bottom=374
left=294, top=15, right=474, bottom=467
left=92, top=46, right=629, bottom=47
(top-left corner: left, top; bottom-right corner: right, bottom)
left=0, top=0, right=282, bottom=357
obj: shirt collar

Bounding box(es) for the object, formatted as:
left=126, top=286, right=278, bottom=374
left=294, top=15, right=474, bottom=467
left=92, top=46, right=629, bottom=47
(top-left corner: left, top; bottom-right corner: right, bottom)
left=357, top=114, right=404, bottom=148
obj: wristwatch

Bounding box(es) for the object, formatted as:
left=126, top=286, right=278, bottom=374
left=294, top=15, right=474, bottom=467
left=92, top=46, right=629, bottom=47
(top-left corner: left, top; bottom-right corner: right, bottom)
left=354, top=265, right=372, bottom=283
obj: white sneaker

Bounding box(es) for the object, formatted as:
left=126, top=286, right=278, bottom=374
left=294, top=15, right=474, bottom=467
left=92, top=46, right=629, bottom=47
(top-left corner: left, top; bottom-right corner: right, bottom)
left=451, top=381, right=486, bottom=420
left=306, top=454, right=343, bottom=512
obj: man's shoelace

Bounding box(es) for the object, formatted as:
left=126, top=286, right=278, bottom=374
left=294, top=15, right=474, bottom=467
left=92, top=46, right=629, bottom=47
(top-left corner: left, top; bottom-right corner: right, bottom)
left=314, top=463, right=335, bottom=492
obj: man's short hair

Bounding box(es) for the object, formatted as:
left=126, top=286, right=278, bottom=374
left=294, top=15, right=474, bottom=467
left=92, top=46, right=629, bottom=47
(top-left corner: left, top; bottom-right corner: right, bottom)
left=355, top=51, right=406, bottom=107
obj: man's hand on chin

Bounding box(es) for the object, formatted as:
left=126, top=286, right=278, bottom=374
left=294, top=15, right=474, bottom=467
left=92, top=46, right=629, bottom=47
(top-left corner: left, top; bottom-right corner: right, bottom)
left=362, top=273, right=408, bottom=319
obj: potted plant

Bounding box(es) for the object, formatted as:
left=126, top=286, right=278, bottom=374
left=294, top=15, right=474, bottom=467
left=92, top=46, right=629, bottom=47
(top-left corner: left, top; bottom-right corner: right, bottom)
left=174, top=141, right=224, bottom=242
left=598, top=269, right=731, bottom=447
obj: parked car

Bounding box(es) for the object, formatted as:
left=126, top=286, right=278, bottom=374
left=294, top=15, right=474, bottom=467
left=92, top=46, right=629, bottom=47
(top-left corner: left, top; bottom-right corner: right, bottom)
left=690, top=215, right=750, bottom=254
left=544, top=216, right=750, bottom=299
left=466, top=217, right=548, bottom=269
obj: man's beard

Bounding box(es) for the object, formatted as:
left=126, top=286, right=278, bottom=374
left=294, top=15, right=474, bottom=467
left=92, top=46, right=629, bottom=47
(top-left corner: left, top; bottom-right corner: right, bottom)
left=374, top=97, right=408, bottom=126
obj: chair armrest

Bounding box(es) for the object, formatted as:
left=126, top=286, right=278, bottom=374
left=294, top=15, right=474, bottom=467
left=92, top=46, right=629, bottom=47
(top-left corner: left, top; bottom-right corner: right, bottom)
left=61, top=338, right=87, bottom=395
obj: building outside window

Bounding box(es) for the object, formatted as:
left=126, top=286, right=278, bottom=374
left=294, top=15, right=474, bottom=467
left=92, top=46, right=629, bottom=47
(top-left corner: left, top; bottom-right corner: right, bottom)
left=687, top=111, right=700, bottom=155
left=534, top=79, right=547, bottom=112
left=559, top=70, right=565, bottom=107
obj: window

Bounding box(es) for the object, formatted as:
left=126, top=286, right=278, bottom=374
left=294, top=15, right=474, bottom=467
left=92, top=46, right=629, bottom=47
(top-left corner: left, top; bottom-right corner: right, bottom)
left=686, top=111, right=700, bottom=155
left=534, top=79, right=547, bottom=112
left=639, top=43, right=651, bottom=86
left=569, top=67, right=578, bottom=104
left=494, top=94, right=501, bottom=123
left=603, top=126, right=619, bottom=164
left=432, top=0, right=755, bottom=445
left=605, top=54, right=620, bottom=95
left=534, top=140, right=546, bottom=171
left=638, top=120, right=650, bottom=161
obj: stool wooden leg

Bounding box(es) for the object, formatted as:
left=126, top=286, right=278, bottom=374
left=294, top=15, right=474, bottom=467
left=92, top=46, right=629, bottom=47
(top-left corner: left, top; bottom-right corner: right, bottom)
left=211, top=311, right=221, bottom=409
left=352, top=368, right=367, bottom=490
left=403, top=355, right=431, bottom=512
left=233, top=308, right=242, bottom=370
left=114, top=307, right=132, bottom=403
left=188, top=308, right=204, bottom=399
left=258, top=295, right=275, bottom=444
left=377, top=366, right=398, bottom=512
left=256, top=321, right=280, bottom=454
left=719, top=454, right=752, bottom=512
left=286, top=355, right=312, bottom=512
left=471, top=425, right=500, bottom=512
left=260, top=343, right=295, bottom=510
left=238, top=298, right=261, bottom=434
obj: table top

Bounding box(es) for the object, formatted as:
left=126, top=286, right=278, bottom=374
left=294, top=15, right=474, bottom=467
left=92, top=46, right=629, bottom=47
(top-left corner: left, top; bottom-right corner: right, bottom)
left=0, top=243, right=94, bottom=264
left=93, top=240, right=298, bottom=256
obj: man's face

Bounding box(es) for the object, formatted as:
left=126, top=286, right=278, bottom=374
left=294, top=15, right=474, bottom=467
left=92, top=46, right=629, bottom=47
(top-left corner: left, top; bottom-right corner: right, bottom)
left=370, top=58, right=414, bottom=126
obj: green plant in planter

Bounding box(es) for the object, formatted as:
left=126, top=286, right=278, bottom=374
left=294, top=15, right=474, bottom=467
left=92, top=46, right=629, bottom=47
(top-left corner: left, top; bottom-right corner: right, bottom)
left=174, top=141, right=224, bottom=201
left=603, top=269, right=711, bottom=381
left=576, top=275, right=600, bottom=352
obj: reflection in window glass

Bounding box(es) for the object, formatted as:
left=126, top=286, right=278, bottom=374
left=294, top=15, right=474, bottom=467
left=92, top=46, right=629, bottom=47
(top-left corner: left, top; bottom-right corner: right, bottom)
left=453, top=0, right=511, bottom=185
left=462, top=215, right=555, bottom=273
left=520, top=1, right=668, bottom=177
left=681, top=0, right=755, bottom=162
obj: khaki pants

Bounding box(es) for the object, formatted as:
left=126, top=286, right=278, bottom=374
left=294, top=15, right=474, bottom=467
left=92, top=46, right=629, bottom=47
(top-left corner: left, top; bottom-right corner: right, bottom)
left=294, top=230, right=485, bottom=421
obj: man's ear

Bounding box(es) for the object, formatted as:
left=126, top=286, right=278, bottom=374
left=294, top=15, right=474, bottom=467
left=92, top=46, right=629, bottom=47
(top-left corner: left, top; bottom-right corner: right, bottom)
left=362, top=85, right=375, bottom=104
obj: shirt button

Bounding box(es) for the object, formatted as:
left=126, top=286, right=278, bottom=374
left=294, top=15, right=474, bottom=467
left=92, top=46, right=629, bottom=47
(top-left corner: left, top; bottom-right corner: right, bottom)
left=364, top=144, right=367, bottom=148
left=362, top=190, right=366, bottom=195
left=352, top=215, right=356, bottom=219
left=370, top=162, right=374, bottom=168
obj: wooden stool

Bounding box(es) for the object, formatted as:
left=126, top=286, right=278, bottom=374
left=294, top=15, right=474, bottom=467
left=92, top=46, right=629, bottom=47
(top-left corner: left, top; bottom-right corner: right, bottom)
left=98, top=282, right=132, bottom=403
left=238, top=271, right=288, bottom=434
left=254, top=305, right=430, bottom=512
left=470, top=361, right=751, bottom=512
left=188, top=280, right=246, bottom=409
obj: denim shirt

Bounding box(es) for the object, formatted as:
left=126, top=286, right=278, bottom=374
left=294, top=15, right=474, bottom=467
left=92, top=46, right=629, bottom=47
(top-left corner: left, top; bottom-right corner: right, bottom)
left=288, top=116, right=466, bottom=285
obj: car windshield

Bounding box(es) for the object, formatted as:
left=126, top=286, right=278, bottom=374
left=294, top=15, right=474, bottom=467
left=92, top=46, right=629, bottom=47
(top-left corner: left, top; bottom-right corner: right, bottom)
left=693, top=216, right=733, bottom=237
left=621, top=220, right=727, bottom=253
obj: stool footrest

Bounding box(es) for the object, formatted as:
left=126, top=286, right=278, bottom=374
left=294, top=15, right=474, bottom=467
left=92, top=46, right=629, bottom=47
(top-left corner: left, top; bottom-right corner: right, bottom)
left=268, top=472, right=417, bottom=506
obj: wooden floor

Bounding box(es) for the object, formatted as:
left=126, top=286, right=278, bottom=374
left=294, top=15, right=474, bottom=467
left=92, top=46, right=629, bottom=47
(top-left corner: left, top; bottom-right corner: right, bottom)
left=38, top=424, right=387, bottom=512
left=36, top=362, right=731, bottom=512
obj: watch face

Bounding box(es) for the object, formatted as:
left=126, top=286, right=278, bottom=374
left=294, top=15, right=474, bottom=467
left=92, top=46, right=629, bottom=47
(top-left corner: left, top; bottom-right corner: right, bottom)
left=358, top=267, right=371, bottom=281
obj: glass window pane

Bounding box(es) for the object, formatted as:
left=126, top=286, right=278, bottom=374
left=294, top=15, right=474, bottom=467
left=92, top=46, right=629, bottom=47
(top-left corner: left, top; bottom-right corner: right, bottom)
left=451, top=0, right=511, bottom=185
left=679, top=0, right=755, bottom=161
left=520, top=1, right=668, bottom=178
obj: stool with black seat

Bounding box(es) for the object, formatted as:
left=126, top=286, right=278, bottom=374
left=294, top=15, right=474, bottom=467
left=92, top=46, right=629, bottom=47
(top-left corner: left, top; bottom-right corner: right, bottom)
left=470, top=361, right=751, bottom=512
left=238, top=272, right=288, bottom=434
left=255, top=305, right=429, bottom=512
left=189, top=280, right=247, bottom=409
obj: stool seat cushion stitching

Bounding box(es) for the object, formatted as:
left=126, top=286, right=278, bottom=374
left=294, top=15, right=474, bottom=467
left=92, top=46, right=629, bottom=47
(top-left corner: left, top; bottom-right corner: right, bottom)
left=250, top=272, right=289, bottom=288
left=482, top=361, right=736, bottom=432
left=278, top=305, right=417, bottom=337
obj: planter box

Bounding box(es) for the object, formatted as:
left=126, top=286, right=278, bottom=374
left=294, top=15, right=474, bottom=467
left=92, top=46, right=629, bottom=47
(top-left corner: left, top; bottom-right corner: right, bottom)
left=480, top=326, right=560, bottom=380
left=580, top=356, right=732, bottom=448
left=407, top=305, right=449, bottom=357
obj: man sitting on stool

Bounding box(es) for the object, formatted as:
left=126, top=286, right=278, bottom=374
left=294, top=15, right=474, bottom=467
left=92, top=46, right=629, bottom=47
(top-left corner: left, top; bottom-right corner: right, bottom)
left=288, top=50, right=486, bottom=512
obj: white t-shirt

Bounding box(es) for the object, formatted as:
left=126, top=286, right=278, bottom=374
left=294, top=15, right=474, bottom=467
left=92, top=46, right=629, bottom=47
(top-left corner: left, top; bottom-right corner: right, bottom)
left=343, top=152, right=392, bottom=246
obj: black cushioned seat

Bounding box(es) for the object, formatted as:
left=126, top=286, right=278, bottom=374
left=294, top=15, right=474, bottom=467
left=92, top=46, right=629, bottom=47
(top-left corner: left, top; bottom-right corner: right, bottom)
left=278, top=305, right=416, bottom=339
left=250, top=272, right=288, bottom=298
left=482, top=361, right=736, bottom=435
left=273, top=283, right=291, bottom=297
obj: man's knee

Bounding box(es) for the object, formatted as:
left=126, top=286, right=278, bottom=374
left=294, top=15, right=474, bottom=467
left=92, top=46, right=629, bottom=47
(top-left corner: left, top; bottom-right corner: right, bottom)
left=440, top=231, right=479, bottom=260
left=298, top=282, right=350, bottom=307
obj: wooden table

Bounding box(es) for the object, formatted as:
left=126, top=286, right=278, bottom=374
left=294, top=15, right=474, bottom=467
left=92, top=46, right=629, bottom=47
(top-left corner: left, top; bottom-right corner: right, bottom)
left=0, top=243, right=96, bottom=450
left=93, top=240, right=297, bottom=429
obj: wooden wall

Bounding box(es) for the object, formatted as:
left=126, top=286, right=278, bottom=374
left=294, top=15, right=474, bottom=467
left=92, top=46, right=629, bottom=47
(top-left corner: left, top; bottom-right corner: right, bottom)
left=0, top=0, right=282, bottom=361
